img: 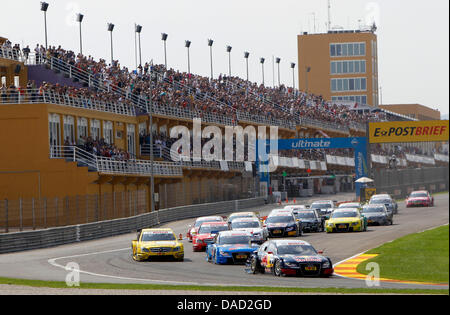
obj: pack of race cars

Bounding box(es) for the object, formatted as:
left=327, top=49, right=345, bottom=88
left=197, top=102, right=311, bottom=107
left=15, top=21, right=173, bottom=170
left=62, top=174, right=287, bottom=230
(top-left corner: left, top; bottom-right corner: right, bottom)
left=131, top=190, right=434, bottom=278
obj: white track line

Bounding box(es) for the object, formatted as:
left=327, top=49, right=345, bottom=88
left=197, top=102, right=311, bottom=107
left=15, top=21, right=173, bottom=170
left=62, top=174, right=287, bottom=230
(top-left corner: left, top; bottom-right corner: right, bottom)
left=47, top=248, right=278, bottom=287
left=48, top=248, right=214, bottom=286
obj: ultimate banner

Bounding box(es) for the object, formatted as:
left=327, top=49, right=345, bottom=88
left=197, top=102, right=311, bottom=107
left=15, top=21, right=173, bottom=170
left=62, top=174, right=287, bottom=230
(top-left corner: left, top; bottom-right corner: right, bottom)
left=369, top=120, right=449, bottom=144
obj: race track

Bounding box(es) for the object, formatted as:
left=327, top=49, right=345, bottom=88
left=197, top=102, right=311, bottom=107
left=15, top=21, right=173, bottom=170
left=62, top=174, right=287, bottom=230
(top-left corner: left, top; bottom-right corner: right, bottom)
left=0, top=193, right=448, bottom=291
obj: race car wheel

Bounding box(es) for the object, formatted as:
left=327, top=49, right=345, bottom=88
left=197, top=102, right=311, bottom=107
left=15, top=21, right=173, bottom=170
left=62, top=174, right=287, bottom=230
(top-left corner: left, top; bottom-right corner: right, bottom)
left=273, top=260, right=283, bottom=277
left=132, top=249, right=139, bottom=261
left=250, top=257, right=259, bottom=274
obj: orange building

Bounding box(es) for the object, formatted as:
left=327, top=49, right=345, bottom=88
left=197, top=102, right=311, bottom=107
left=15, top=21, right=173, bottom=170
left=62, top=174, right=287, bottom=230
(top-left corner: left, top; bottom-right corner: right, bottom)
left=379, top=104, right=441, bottom=121
left=297, top=29, right=379, bottom=107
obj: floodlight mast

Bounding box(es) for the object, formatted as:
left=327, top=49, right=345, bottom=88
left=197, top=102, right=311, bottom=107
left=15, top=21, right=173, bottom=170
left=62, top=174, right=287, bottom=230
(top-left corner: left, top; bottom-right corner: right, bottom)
left=208, top=39, right=214, bottom=79
left=77, top=14, right=84, bottom=55
left=40, top=2, right=49, bottom=49
left=107, top=23, right=115, bottom=65
left=161, top=33, right=168, bottom=69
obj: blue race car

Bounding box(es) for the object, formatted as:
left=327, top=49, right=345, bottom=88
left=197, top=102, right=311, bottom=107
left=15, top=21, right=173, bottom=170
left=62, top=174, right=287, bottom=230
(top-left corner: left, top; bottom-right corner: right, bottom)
left=206, top=231, right=260, bottom=264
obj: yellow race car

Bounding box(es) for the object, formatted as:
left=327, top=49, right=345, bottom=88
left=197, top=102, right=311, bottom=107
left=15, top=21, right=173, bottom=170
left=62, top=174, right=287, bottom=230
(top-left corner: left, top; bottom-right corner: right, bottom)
left=132, top=228, right=184, bottom=261
left=325, top=208, right=367, bottom=233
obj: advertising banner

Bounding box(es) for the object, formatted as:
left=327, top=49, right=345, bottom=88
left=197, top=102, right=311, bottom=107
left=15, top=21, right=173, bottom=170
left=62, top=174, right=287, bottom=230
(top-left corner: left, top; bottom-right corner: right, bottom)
left=369, top=120, right=449, bottom=144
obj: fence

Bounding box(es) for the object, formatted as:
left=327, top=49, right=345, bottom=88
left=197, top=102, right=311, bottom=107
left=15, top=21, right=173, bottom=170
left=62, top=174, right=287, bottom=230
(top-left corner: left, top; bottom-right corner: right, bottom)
left=0, top=190, right=147, bottom=233
left=0, top=196, right=267, bottom=253
left=373, top=166, right=449, bottom=199
left=157, top=176, right=259, bottom=210
left=0, top=173, right=260, bottom=233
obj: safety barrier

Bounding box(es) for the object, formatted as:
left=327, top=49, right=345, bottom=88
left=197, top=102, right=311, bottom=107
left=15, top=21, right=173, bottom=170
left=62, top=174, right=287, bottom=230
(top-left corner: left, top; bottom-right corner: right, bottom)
left=0, top=197, right=266, bottom=254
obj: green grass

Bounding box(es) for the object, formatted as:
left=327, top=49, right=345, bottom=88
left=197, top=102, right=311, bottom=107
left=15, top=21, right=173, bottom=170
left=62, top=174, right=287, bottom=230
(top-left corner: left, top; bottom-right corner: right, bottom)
left=0, top=277, right=448, bottom=295
left=357, top=225, right=449, bottom=284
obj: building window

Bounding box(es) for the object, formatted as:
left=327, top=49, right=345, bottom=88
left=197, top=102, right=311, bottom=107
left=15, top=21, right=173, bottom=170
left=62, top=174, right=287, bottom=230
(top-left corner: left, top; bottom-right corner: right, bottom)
left=103, top=121, right=113, bottom=144
left=127, top=124, right=136, bottom=156
left=330, top=44, right=336, bottom=57
left=63, top=115, right=75, bottom=145
left=331, top=78, right=367, bottom=92
left=77, top=117, right=88, bottom=144
left=49, top=113, right=61, bottom=156
left=330, top=42, right=366, bottom=57
left=330, top=60, right=366, bottom=74
left=90, top=119, right=100, bottom=140
left=332, top=95, right=368, bottom=105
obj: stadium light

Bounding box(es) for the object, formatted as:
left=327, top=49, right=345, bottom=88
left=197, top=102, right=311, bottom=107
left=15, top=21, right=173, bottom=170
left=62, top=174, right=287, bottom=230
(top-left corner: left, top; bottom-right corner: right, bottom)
left=76, top=14, right=84, bottom=55
left=161, top=33, right=168, bottom=69
left=276, top=57, right=281, bottom=86
left=208, top=39, right=214, bottom=79
left=135, top=24, right=143, bottom=68
left=244, top=51, right=250, bottom=82
left=185, top=40, right=191, bottom=79
left=107, top=23, right=115, bottom=65
left=260, top=58, right=265, bottom=86
left=290, top=62, right=296, bottom=90
left=40, top=2, right=49, bottom=49
left=226, top=46, right=232, bottom=77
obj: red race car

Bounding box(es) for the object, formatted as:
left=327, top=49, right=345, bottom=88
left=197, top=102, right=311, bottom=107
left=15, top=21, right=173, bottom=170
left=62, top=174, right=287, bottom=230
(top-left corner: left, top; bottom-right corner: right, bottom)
left=406, top=190, right=434, bottom=208
left=192, top=221, right=230, bottom=252
left=186, top=216, right=225, bottom=242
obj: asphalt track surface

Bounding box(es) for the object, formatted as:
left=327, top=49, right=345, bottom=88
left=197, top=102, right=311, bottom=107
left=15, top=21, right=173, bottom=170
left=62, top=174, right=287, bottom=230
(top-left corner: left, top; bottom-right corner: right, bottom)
left=0, top=193, right=448, bottom=291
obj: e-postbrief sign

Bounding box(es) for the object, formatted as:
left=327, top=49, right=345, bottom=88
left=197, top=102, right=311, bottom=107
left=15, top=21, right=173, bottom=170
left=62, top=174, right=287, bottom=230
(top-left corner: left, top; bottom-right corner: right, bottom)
left=369, top=120, right=449, bottom=144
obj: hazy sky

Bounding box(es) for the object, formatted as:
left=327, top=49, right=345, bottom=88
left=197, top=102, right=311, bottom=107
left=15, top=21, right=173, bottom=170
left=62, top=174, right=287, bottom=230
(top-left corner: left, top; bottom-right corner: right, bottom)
left=1, top=0, right=448, bottom=115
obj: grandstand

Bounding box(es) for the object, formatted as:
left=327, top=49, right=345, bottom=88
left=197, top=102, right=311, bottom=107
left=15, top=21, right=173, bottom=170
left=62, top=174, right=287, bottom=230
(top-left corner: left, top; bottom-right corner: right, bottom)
left=1, top=34, right=447, bottom=229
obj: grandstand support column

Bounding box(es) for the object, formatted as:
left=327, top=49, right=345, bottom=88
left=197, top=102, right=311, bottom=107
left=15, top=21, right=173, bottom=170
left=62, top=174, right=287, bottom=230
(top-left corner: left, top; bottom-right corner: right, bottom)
left=149, top=80, right=156, bottom=218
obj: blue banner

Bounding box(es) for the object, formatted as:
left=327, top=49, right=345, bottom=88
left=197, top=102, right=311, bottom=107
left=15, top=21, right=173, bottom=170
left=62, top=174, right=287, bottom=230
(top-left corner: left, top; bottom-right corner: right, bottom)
left=257, top=137, right=369, bottom=198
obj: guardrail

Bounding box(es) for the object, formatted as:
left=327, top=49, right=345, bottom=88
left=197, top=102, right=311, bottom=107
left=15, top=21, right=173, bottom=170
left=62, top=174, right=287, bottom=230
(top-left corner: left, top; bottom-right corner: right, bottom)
left=0, top=88, right=137, bottom=116
left=0, top=197, right=267, bottom=254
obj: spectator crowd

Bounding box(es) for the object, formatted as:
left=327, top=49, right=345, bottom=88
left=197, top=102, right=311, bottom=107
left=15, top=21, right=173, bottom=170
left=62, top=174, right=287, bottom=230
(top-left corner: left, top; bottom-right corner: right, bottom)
left=1, top=41, right=404, bottom=130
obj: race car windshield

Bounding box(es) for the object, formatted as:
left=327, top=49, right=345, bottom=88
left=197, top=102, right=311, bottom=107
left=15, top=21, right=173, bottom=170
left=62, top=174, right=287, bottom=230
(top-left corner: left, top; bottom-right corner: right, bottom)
left=340, top=204, right=359, bottom=208
left=195, top=219, right=221, bottom=227
left=331, top=211, right=358, bottom=218
left=230, top=215, right=254, bottom=221
left=218, top=236, right=251, bottom=245
left=311, top=203, right=331, bottom=209
left=198, top=225, right=228, bottom=234
left=277, top=245, right=317, bottom=255
left=362, top=207, right=384, bottom=213
left=410, top=192, right=428, bottom=197
left=295, top=212, right=316, bottom=219
left=370, top=199, right=391, bottom=204
left=265, top=216, right=294, bottom=223
left=141, top=233, right=176, bottom=242
left=231, top=221, right=260, bottom=229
